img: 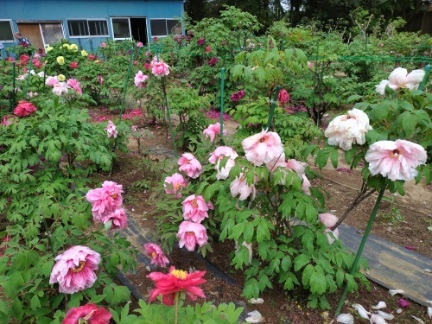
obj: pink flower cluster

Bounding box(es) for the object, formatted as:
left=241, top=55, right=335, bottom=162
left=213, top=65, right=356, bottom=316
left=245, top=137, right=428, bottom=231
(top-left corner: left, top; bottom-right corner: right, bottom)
left=182, top=194, right=213, bottom=223
left=319, top=213, right=339, bottom=244
left=49, top=245, right=101, bottom=294
left=86, top=181, right=127, bottom=230
left=106, top=120, right=118, bottom=138
left=178, top=153, right=203, bottom=179
left=278, top=89, right=290, bottom=104
left=63, top=303, right=111, bottom=324
left=202, top=122, right=226, bottom=142
left=209, top=146, right=238, bottom=180
left=230, top=89, right=245, bottom=102
left=1, top=115, right=17, bottom=126
left=144, top=243, right=170, bottom=267
left=230, top=173, right=256, bottom=201
left=134, top=70, right=149, bottom=88
left=45, top=75, right=82, bottom=96
left=151, top=58, right=170, bottom=77
left=242, top=129, right=284, bottom=166
left=164, top=173, right=187, bottom=198
left=13, top=100, right=37, bottom=117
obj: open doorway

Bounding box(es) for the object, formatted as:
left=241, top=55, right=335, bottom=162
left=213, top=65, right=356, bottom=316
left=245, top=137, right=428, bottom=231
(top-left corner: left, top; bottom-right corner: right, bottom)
left=130, top=18, right=147, bottom=45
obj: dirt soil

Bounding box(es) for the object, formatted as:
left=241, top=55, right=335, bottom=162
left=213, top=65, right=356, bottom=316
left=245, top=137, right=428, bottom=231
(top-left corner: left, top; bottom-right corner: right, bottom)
left=91, top=110, right=432, bottom=323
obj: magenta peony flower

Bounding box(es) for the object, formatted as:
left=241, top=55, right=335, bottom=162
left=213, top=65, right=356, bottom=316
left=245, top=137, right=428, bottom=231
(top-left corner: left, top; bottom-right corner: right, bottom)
left=136, top=41, right=144, bottom=47
left=164, top=173, right=187, bottom=198
left=376, top=67, right=425, bottom=95
left=209, top=146, right=238, bottom=180
left=278, top=89, right=290, bottom=104
left=230, top=173, right=256, bottom=201
left=86, top=181, right=123, bottom=220
left=178, top=153, right=203, bottom=179
left=365, top=139, right=427, bottom=181
left=63, top=303, right=111, bottom=324
left=13, top=100, right=37, bottom=117
left=102, top=208, right=127, bottom=230
left=150, top=58, right=170, bottom=77
left=67, top=78, right=82, bottom=95
left=202, top=123, right=226, bottom=142
left=49, top=246, right=101, bottom=294
left=69, top=61, right=78, bottom=69
left=144, top=243, right=170, bottom=267
left=319, top=213, right=339, bottom=244
left=106, top=120, right=118, bottom=138
left=208, top=57, right=218, bottom=67
left=325, top=108, right=372, bottom=151
left=98, top=75, right=103, bottom=85
left=182, top=194, right=213, bottom=223
left=134, top=70, right=149, bottom=88
left=242, top=130, right=284, bottom=166
left=177, top=221, right=208, bottom=251
left=197, top=38, right=205, bottom=46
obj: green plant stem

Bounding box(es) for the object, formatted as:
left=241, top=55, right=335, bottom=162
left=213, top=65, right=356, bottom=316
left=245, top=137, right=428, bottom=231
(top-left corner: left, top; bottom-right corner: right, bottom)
left=174, top=292, right=179, bottom=324
left=219, top=67, right=225, bottom=139
left=266, top=85, right=281, bottom=129
left=162, top=77, right=177, bottom=158
left=334, top=183, right=386, bottom=317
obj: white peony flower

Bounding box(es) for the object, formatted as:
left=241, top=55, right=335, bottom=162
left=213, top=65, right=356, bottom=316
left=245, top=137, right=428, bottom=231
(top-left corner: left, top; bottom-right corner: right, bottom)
left=376, top=67, right=425, bottom=95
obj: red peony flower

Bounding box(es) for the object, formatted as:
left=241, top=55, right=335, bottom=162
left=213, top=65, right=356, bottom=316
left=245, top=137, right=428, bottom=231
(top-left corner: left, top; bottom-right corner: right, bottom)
left=147, top=266, right=206, bottom=306
left=69, top=61, right=79, bottom=69
left=13, top=100, right=37, bottom=117
left=63, top=303, right=111, bottom=324
left=278, top=89, right=290, bottom=104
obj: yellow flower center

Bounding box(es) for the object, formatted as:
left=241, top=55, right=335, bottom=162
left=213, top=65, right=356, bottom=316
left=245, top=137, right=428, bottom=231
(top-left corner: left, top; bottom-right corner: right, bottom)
left=151, top=252, right=156, bottom=258
left=191, top=200, right=198, bottom=208
left=110, top=193, right=117, bottom=199
left=171, top=269, right=187, bottom=280
left=71, top=261, right=86, bottom=273
left=174, top=183, right=181, bottom=190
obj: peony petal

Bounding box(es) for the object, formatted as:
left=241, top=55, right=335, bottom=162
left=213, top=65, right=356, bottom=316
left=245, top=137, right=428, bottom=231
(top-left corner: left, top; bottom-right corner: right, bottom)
left=336, top=313, right=354, bottom=324
left=248, top=298, right=264, bottom=304
left=245, top=310, right=264, bottom=323
left=352, top=303, right=370, bottom=319
left=370, top=314, right=388, bottom=324
left=411, top=315, right=425, bottom=323
left=372, top=301, right=387, bottom=309
left=398, top=298, right=411, bottom=308
left=427, top=306, right=432, bottom=319
left=389, top=289, right=405, bottom=296
left=377, top=310, right=394, bottom=320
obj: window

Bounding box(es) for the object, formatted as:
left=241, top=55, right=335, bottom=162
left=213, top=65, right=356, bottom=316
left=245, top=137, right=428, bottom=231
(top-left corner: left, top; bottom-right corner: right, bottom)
left=112, top=18, right=131, bottom=39
left=0, top=20, right=14, bottom=42
left=67, top=19, right=108, bottom=37
left=150, top=19, right=181, bottom=37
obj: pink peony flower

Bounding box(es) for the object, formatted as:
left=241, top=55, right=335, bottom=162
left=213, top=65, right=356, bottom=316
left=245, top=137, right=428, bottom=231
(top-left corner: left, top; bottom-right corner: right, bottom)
left=208, top=57, right=218, bottom=67
left=365, top=139, right=427, bottom=181
left=197, top=38, right=205, bottom=46
left=144, top=243, right=170, bottom=267
left=230, top=173, right=256, bottom=201
left=177, top=221, right=208, bottom=251
left=376, top=67, right=425, bottom=95
left=32, top=58, right=41, bottom=68
left=307, top=61, right=314, bottom=69
left=136, top=42, right=144, bottom=47
left=13, top=100, right=37, bottom=117
left=242, top=130, right=284, bottom=166
left=100, top=42, right=107, bottom=48
left=98, top=75, right=103, bottom=85
left=286, top=158, right=311, bottom=195
left=86, top=181, right=123, bottom=220
left=151, top=58, right=170, bottom=77
left=278, top=89, right=290, bottom=104
left=106, top=120, right=118, bottom=138
left=49, top=245, right=101, bottom=294
left=52, top=82, right=69, bottom=96
left=325, top=108, right=372, bottom=151
left=69, top=61, right=78, bottom=69
left=178, top=153, right=203, bottom=179
left=67, top=78, right=82, bottom=95
left=205, top=45, right=211, bottom=53
left=2, top=115, right=17, bottom=126
left=202, top=123, right=226, bottom=142
left=102, top=208, right=127, bottom=230
left=319, top=213, right=339, bottom=244
left=182, top=194, right=213, bottom=223
left=63, top=303, right=111, bottom=324
left=45, top=76, right=59, bottom=87
left=134, top=70, right=149, bottom=88
left=208, top=146, right=238, bottom=180
left=164, top=173, right=187, bottom=198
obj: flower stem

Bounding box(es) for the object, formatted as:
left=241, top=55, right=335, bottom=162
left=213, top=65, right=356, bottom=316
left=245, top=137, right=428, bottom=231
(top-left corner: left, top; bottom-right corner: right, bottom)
left=334, top=183, right=386, bottom=317
left=174, top=292, right=179, bottom=324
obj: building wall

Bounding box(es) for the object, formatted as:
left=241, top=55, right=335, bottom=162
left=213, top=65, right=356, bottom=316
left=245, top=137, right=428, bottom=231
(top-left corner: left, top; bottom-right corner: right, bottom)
left=0, top=0, right=184, bottom=52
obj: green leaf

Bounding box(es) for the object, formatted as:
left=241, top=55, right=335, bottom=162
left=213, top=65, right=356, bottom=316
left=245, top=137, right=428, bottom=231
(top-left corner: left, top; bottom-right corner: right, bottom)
left=30, top=295, right=41, bottom=311
left=294, top=254, right=310, bottom=272
left=310, top=270, right=327, bottom=294
left=302, top=264, right=314, bottom=286
left=111, top=285, right=130, bottom=305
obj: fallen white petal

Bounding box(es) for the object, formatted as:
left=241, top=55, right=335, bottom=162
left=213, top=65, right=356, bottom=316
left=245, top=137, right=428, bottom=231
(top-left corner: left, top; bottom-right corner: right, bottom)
left=396, top=308, right=402, bottom=314
left=336, top=313, right=354, bottom=324
left=248, top=298, right=264, bottom=304
left=389, top=289, right=405, bottom=296
left=352, top=303, right=371, bottom=319
left=377, top=310, right=394, bottom=320
left=372, top=301, right=387, bottom=309
left=424, top=268, right=431, bottom=273
left=245, top=310, right=264, bottom=323
left=411, top=315, right=425, bottom=323
left=370, top=314, right=388, bottom=324
left=427, top=307, right=432, bottom=319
